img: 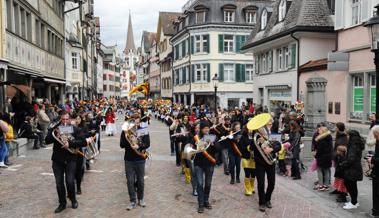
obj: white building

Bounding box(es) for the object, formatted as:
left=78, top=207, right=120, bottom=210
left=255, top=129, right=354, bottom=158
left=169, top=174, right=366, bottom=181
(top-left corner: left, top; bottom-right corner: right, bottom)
left=102, top=44, right=119, bottom=98
left=171, top=0, right=270, bottom=109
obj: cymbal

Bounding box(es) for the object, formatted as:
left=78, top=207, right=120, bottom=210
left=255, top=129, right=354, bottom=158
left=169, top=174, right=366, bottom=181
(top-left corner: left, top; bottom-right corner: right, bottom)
left=247, top=113, right=272, bottom=131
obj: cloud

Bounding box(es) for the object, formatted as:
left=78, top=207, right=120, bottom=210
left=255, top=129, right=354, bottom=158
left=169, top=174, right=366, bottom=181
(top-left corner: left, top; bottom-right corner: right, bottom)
left=94, top=0, right=187, bottom=53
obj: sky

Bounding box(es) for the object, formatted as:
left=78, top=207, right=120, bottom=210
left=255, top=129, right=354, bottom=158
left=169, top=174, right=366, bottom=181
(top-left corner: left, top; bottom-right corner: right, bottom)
left=94, top=0, right=188, bottom=53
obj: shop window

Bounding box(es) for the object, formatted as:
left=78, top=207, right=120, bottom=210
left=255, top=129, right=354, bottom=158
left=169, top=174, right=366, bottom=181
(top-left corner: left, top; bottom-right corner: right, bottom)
left=351, top=74, right=364, bottom=120
left=335, top=102, right=341, bottom=115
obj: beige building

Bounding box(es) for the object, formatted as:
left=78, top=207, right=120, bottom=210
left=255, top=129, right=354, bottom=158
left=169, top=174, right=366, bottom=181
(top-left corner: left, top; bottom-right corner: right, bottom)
left=4, top=0, right=66, bottom=104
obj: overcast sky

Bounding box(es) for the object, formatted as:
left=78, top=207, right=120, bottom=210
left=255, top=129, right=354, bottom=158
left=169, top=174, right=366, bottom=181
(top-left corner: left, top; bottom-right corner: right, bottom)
left=94, top=0, right=187, bottom=53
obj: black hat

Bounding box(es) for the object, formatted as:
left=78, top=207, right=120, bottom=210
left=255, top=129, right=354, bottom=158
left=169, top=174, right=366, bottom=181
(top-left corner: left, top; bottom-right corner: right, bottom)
left=200, top=120, right=210, bottom=129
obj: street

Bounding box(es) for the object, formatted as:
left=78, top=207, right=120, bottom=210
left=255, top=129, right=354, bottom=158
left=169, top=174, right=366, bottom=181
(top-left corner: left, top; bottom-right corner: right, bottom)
left=0, top=117, right=372, bottom=218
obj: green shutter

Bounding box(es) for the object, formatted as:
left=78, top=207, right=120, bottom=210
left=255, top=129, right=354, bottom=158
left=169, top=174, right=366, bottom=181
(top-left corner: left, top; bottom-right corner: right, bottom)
left=219, top=63, right=224, bottom=82
left=191, top=36, right=195, bottom=54
left=182, top=67, right=186, bottom=84
left=236, top=64, right=241, bottom=82
left=207, top=64, right=211, bottom=82
left=290, top=44, right=296, bottom=69
left=182, top=41, right=185, bottom=58
left=218, top=34, right=224, bottom=53
left=191, top=64, right=195, bottom=82
left=241, top=64, right=246, bottom=82
left=206, top=34, right=210, bottom=53
left=236, top=36, right=241, bottom=53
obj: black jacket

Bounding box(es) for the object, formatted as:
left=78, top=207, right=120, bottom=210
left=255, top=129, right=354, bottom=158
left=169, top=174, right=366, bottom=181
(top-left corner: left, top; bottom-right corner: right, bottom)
left=340, top=139, right=364, bottom=181
left=45, top=124, right=87, bottom=162
left=315, top=132, right=333, bottom=169
left=334, top=132, right=348, bottom=150
left=239, top=134, right=253, bottom=160
left=18, top=122, right=36, bottom=138
left=371, top=141, right=379, bottom=178
left=120, top=129, right=150, bottom=162
left=287, top=131, right=302, bottom=160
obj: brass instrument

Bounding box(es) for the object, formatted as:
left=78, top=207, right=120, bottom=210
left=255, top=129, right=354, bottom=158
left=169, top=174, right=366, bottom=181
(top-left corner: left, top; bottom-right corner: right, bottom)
left=253, top=131, right=277, bottom=165
left=122, top=121, right=149, bottom=159
left=52, top=124, right=84, bottom=156
left=84, top=132, right=99, bottom=160
left=183, top=134, right=216, bottom=161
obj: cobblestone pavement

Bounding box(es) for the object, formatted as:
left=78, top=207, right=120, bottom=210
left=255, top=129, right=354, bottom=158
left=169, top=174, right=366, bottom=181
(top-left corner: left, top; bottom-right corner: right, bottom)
left=0, top=117, right=372, bottom=218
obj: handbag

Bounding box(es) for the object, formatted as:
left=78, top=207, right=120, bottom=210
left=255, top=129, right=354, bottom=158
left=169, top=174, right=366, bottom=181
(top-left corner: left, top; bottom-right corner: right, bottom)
left=310, top=159, right=318, bottom=172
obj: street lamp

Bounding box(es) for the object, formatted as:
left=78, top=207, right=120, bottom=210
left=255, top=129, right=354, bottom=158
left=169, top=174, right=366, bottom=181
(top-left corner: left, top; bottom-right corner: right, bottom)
left=212, top=74, right=219, bottom=116
left=364, top=4, right=379, bottom=217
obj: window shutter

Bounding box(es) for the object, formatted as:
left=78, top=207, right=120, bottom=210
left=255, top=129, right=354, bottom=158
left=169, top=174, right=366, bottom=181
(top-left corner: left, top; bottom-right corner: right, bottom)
left=235, top=35, right=240, bottom=53
left=335, top=0, right=344, bottom=30
left=219, top=63, right=224, bottom=82
left=218, top=34, right=224, bottom=53
left=187, top=39, right=190, bottom=55
left=207, top=63, right=211, bottom=82
left=236, top=64, right=241, bottom=82
left=182, top=41, right=186, bottom=58
left=241, top=64, right=246, bottom=82
left=206, top=34, right=210, bottom=53
left=361, top=0, right=370, bottom=22
left=289, top=44, right=296, bottom=69
left=268, top=51, right=273, bottom=72
left=191, top=65, right=195, bottom=82
left=191, top=36, right=195, bottom=54
left=183, top=67, right=186, bottom=84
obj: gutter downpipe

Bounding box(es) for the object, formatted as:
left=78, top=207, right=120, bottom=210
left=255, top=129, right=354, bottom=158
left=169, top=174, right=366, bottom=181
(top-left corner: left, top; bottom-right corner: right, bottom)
left=290, top=32, right=300, bottom=101
left=187, top=30, right=192, bottom=106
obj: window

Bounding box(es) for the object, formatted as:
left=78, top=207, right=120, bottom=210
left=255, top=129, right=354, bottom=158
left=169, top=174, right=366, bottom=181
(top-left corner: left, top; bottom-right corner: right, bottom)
left=195, top=35, right=201, bottom=53
left=6, top=0, right=12, bottom=30
left=370, top=74, right=376, bottom=113
left=351, top=74, right=364, bottom=119
left=352, top=0, right=361, bottom=25
left=185, top=16, right=189, bottom=26
left=41, top=24, right=45, bottom=49
left=103, top=74, right=107, bottom=80
left=224, top=35, right=234, bottom=53
left=179, top=68, right=183, bottom=85
left=20, top=8, right=25, bottom=38
left=224, top=10, right=235, bottom=23
left=103, top=85, right=107, bottom=91
left=26, top=12, right=32, bottom=41
left=278, top=0, right=287, bottom=22
left=72, top=52, right=78, bottom=70
left=284, top=46, right=289, bottom=68
left=202, top=35, right=208, bottom=53
left=261, top=9, right=268, bottom=30
left=35, top=20, right=40, bottom=46
left=196, top=11, right=206, bottom=24
left=224, top=64, right=235, bottom=81
left=14, top=3, right=19, bottom=35
left=246, top=64, right=254, bottom=81
left=246, top=12, right=256, bottom=24
left=277, top=48, right=283, bottom=70
left=195, top=64, right=208, bottom=82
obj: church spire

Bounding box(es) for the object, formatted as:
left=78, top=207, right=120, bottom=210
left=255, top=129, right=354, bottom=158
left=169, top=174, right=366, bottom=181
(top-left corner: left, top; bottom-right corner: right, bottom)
left=124, top=11, right=136, bottom=55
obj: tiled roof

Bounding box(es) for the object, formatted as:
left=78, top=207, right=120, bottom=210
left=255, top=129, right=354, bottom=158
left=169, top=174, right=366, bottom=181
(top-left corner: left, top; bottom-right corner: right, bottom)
left=243, top=0, right=334, bottom=49
left=300, top=58, right=328, bottom=72
left=159, top=12, right=182, bottom=36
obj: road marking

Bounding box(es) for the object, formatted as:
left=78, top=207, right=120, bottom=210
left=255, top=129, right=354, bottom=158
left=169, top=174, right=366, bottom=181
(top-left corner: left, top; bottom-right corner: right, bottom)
left=87, top=170, right=104, bottom=173
left=41, top=173, right=54, bottom=176
left=111, top=170, right=122, bottom=173
left=43, top=147, right=52, bottom=150
left=18, top=155, right=26, bottom=158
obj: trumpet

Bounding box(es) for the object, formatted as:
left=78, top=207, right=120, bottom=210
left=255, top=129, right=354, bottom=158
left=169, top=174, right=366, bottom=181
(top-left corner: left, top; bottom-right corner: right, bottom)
left=52, top=125, right=84, bottom=156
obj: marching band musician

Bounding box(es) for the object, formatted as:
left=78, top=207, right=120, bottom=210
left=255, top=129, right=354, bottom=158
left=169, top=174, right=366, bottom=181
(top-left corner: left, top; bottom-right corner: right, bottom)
left=45, top=111, right=90, bottom=213
left=218, top=116, right=232, bottom=175
left=250, top=115, right=281, bottom=212
left=120, top=113, right=150, bottom=211
left=225, top=122, right=242, bottom=185
left=239, top=126, right=256, bottom=196
left=170, top=114, right=183, bottom=167
left=193, top=120, right=218, bottom=213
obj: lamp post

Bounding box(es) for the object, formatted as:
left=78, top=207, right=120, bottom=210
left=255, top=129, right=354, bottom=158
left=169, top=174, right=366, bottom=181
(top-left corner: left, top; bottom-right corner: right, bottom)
left=364, top=4, right=379, bottom=217
left=212, top=74, right=219, bottom=116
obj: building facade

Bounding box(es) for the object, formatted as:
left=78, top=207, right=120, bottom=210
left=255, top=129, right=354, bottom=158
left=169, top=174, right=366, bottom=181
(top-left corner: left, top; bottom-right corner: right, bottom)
left=325, top=0, right=379, bottom=133
left=171, top=0, right=267, bottom=109
left=242, top=0, right=336, bottom=124
left=137, top=31, right=156, bottom=99
left=4, top=0, right=66, bottom=104
left=102, top=44, right=120, bottom=98
left=157, top=12, right=181, bottom=100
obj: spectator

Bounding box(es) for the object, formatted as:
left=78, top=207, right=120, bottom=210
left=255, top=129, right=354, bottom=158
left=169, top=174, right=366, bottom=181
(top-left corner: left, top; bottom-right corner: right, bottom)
left=38, top=104, right=50, bottom=146
left=369, top=125, right=379, bottom=217
left=341, top=130, right=365, bottom=210
left=2, top=113, right=14, bottom=166
left=18, top=116, right=44, bottom=149
left=0, top=116, right=10, bottom=168
left=314, top=126, right=333, bottom=191
left=286, top=121, right=302, bottom=180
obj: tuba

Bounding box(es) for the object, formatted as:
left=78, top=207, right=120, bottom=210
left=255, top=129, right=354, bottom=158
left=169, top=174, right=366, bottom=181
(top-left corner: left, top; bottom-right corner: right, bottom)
left=253, top=131, right=277, bottom=165
left=84, top=131, right=99, bottom=160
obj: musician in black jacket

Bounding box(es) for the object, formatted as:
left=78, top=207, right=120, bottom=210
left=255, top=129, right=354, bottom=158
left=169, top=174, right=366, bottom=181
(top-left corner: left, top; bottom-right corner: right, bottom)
left=193, top=120, right=218, bottom=213
left=120, top=114, right=150, bottom=211
left=45, top=111, right=88, bottom=213
left=252, top=121, right=281, bottom=212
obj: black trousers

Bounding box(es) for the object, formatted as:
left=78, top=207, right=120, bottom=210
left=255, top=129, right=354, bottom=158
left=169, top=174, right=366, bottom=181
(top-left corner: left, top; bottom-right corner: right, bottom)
left=373, top=178, right=379, bottom=216
left=345, top=179, right=358, bottom=205
left=175, top=141, right=181, bottom=166
left=291, top=158, right=300, bottom=178
left=255, top=163, right=275, bottom=205
left=52, top=160, right=77, bottom=205
left=75, top=156, right=84, bottom=191
left=170, top=136, right=175, bottom=154
left=125, top=160, right=145, bottom=202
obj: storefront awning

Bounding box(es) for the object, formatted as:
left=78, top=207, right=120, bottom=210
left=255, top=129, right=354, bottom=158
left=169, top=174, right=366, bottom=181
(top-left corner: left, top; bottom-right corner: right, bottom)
left=44, top=78, right=66, bottom=84
left=266, top=85, right=291, bottom=90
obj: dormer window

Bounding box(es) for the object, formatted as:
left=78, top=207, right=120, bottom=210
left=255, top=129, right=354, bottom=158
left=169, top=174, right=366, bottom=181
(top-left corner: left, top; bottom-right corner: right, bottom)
left=261, top=9, right=268, bottom=30
left=196, top=11, right=206, bottom=24
left=246, top=11, right=256, bottom=24
left=224, top=10, right=235, bottom=23
left=278, top=0, right=287, bottom=22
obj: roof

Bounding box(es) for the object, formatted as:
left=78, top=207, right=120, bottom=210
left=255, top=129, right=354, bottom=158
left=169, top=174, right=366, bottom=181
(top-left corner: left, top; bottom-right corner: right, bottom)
left=124, top=13, right=136, bottom=55
left=242, top=0, right=334, bottom=50
left=299, top=58, right=328, bottom=73
left=158, top=12, right=182, bottom=37
left=141, top=31, right=157, bottom=53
